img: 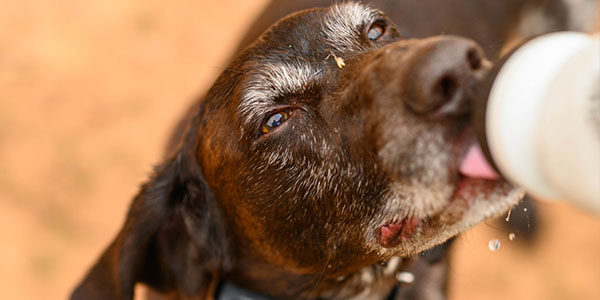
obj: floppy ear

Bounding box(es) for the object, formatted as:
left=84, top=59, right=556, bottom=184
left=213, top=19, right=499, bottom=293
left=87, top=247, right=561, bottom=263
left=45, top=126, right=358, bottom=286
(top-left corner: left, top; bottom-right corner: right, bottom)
left=70, top=143, right=231, bottom=299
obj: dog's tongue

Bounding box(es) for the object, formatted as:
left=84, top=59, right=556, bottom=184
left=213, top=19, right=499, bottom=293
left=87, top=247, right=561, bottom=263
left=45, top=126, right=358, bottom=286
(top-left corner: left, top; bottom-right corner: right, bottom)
left=459, top=144, right=500, bottom=180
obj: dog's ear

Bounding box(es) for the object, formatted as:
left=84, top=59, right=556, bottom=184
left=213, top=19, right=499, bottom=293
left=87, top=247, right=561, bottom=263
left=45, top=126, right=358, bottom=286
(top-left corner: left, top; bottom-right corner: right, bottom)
left=71, top=141, right=231, bottom=299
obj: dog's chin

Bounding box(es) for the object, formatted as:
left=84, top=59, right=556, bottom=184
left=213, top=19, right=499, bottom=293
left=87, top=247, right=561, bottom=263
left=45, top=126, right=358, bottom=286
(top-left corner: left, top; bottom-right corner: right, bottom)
left=367, top=177, right=522, bottom=258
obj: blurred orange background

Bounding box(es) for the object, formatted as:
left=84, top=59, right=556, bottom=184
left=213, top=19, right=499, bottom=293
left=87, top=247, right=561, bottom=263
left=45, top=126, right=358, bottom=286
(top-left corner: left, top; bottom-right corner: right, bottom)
left=1, top=1, right=599, bottom=299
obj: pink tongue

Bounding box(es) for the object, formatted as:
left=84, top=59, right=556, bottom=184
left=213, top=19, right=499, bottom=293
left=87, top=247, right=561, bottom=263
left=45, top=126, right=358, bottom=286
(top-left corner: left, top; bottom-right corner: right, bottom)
left=459, top=144, right=500, bottom=180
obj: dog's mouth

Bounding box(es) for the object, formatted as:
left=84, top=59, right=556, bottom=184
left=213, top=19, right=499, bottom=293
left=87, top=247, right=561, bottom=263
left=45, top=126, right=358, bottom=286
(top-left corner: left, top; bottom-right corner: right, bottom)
left=375, top=132, right=512, bottom=249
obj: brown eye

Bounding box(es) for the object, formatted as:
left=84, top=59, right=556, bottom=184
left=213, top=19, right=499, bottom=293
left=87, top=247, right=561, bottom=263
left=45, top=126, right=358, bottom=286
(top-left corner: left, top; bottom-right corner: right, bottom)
left=261, top=111, right=289, bottom=134
left=368, top=22, right=385, bottom=41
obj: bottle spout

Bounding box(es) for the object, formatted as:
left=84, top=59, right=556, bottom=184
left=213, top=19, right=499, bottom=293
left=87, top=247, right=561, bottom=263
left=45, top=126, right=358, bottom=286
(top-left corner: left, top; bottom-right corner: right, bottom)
left=471, top=49, right=513, bottom=177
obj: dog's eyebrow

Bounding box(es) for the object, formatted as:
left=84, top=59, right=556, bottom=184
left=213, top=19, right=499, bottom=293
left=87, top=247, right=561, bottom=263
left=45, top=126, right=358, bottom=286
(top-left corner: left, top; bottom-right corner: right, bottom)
left=322, top=2, right=380, bottom=52
left=239, top=61, right=321, bottom=128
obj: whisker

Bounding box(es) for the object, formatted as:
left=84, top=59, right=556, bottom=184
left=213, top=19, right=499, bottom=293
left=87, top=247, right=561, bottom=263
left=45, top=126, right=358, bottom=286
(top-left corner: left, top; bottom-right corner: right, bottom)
left=308, top=215, right=334, bottom=298
left=308, top=254, right=331, bottom=298
left=483, top=220, right=509, bottom=233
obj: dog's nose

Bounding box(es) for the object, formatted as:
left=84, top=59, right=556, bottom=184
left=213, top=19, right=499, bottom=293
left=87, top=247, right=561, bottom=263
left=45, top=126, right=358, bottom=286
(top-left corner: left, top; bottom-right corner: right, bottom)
left=403, top=37, right=486, bottom=118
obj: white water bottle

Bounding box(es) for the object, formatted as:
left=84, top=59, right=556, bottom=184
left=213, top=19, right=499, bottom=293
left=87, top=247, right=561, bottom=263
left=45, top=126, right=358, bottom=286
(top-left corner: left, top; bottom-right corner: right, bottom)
left=474, top=32, right=600, bottom=214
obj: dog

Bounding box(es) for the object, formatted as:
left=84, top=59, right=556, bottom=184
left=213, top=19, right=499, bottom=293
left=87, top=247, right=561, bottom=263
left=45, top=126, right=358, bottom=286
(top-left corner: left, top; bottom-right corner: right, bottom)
left=71, top=2, right=524, bottom=299
left=229, top=0, right=587, bottom=246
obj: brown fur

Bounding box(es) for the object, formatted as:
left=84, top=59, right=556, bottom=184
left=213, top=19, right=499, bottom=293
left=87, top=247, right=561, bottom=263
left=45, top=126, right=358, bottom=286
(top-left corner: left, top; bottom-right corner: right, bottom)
left=71, top=3, right=531, bottom=299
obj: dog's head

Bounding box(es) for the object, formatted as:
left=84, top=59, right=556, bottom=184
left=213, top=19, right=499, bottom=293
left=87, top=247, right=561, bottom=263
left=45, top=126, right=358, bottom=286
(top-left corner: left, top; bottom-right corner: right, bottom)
left=72, top=3, right=521, bottom=299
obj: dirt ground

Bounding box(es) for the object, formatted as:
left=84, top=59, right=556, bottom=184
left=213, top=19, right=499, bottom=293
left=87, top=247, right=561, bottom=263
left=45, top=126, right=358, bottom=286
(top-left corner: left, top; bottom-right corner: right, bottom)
left=1, top=1, right=599, bottom=299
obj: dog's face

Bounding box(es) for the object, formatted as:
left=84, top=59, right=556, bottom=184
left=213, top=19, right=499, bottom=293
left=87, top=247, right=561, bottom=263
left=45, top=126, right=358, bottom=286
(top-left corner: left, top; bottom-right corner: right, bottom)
left=72, top=3, right=522, bottom=299
left=198, top=3, right=519, bottom=275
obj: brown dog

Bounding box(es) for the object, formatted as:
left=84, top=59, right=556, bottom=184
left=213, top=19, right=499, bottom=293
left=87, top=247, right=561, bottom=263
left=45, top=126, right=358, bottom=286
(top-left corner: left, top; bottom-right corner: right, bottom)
left=71, top=3, right=523, bottom=299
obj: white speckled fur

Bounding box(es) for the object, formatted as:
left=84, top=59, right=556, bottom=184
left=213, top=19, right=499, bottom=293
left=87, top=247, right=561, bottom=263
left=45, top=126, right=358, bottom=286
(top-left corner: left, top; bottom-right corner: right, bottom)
left=239, top=61, right=321, bottom=129
left=322, top=2, right=380, bottom=52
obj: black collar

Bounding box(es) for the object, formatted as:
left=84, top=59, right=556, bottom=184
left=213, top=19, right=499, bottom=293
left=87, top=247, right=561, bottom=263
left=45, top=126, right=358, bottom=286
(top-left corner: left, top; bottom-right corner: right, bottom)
left=215, top=280, right=399, bottom=300
left=216, top=281, right=277, bottom=300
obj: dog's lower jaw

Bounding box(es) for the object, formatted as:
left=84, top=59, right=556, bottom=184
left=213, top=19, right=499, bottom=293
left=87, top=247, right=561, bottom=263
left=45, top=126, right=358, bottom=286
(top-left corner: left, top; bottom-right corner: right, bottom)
left=368, top=180, right=521, bottom=258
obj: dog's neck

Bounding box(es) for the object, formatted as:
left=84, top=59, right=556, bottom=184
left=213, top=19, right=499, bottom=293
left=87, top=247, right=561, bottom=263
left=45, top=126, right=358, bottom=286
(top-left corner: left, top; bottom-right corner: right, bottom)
left=224, top=257, right=409, bottom=300
left=216, top=279, right=402, bottom=300
left=220, top=239, right=453, bottom=300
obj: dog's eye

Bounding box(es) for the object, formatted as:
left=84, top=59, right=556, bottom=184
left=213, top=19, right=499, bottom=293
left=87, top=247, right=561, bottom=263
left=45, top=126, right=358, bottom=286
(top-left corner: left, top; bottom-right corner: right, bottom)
left=261, top=111, right=289, bottom=134
left=367, top=22, right=385, bottom=41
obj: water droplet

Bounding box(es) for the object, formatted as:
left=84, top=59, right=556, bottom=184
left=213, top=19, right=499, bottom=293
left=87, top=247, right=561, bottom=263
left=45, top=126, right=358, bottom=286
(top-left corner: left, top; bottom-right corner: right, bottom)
left=523, top=207, right=528, bottom=212
left=505, top=209, right=512, bottom=222
left=396, top=272, right=415, bottom=283
left=488, top=239, right=501, bottom=251
left=509, top=233, right=516, bottom=241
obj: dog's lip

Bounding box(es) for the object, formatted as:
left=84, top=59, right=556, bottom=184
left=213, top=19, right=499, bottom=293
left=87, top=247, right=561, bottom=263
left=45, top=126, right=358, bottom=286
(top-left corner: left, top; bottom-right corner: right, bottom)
left=376, top=217, right=421, bottom=248
left=452, top=175, right=500, bottom=202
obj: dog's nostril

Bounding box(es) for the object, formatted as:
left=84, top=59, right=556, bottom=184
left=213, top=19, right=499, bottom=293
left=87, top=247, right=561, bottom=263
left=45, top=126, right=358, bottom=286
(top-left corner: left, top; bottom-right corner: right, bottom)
left=435, top=74, right=459, bottom=102
left=466, top=48, right=482, bottom=70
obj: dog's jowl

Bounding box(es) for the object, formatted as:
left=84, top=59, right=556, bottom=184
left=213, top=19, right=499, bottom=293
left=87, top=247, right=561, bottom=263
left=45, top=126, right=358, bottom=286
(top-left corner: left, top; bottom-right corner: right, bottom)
left=71, top=3, right=521, bottom=300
